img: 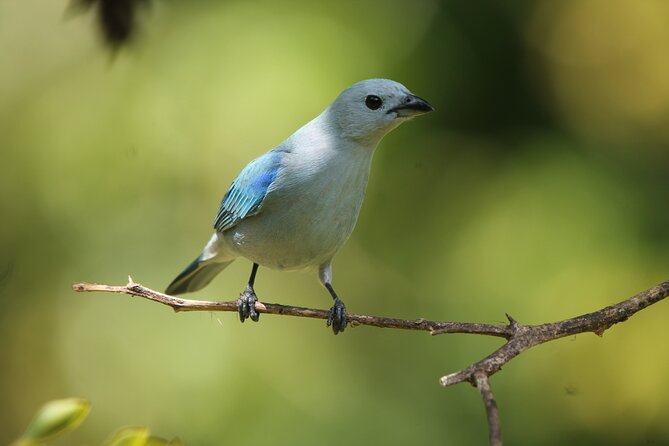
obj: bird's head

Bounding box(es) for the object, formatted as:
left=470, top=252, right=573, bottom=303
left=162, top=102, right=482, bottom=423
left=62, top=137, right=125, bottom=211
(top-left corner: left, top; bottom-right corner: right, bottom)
left=327, top=79, right=434, bottom=143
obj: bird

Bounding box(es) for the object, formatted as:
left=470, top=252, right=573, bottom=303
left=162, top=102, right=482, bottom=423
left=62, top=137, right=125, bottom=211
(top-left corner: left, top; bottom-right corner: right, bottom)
left=165, top=78, right=433, bottom=334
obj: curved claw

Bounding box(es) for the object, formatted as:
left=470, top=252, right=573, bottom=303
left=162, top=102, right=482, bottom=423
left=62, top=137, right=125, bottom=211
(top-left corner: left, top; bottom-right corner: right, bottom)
left=238, top=285, right=260, bottom=323
left=327, top=298, right=347, bottom=335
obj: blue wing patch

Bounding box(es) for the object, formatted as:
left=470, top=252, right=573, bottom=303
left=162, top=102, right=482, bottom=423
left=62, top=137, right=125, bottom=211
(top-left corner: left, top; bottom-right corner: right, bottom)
left=213, top=150, right=282, bottom=232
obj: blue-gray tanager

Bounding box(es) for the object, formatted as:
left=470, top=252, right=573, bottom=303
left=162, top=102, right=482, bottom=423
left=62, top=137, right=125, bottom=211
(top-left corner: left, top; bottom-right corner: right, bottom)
left=166, top=79, right=433, bottom=334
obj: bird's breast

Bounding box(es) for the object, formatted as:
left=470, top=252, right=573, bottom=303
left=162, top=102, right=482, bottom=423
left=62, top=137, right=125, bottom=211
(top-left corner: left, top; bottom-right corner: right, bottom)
left=224, top=146, right=373, bottom=270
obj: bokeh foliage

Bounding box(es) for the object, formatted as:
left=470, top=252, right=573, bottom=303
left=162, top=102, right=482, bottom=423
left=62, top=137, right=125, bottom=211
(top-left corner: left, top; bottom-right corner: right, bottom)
left=1, top=0, right=668, bottom=445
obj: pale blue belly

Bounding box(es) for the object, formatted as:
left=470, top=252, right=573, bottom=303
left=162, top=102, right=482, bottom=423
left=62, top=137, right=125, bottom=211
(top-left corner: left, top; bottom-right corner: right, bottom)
left=221, top=188, right=362, bottom=270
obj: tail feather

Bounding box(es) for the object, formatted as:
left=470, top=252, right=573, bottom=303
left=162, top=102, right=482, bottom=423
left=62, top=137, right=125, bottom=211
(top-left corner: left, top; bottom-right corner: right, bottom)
left=165, top=255, right=233, bottom=295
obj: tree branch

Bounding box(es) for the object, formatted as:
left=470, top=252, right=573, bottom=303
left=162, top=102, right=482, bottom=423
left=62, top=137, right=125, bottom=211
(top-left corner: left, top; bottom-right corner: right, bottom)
left=474, top=371, right=502, bottom=446
left=72, top=277, right=669, bottom=446
left=71, top=277, right=513, bottom=337
left=438, top=279, right=669, bottom=387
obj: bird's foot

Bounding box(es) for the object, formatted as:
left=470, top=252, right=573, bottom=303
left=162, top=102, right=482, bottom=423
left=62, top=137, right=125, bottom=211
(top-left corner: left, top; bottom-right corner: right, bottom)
left=327, top=298, right=347, bottom=335
left=238, top=285, right=260, bottom=322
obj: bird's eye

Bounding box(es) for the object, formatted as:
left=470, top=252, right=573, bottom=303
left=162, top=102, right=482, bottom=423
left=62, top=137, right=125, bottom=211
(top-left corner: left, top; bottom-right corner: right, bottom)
left=365, top=95, right=383, bottom=110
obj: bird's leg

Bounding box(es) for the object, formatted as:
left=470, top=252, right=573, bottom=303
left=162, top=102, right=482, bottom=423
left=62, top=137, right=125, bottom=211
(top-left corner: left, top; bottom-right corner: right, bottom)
left=325, top=283, right=347, bottom=335
left=238, top=263, right=260, bottom=323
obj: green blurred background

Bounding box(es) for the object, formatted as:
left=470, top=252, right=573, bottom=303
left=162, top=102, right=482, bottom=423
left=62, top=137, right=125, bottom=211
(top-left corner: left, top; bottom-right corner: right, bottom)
left=2, top=0, right=669, bottom=444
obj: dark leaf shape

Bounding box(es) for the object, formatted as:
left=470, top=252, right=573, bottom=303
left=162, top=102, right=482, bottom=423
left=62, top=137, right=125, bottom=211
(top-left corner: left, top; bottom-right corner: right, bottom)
left=74, top=0, right=151, bottom=48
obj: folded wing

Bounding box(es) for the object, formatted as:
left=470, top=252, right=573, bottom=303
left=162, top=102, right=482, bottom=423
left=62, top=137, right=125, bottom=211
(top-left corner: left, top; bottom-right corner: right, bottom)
left=214, top=150, right=283, bottom=232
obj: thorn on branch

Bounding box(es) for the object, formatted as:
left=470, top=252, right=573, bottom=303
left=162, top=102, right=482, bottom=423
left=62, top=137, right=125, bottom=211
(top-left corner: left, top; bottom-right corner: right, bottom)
left=594, top=327, right=606, bottom=337
left=505, top=313, right=519, bottom=327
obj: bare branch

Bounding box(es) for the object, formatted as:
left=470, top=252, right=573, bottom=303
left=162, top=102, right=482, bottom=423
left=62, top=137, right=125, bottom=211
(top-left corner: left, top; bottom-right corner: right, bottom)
left=71, top=279, right=513, bottom=337
left=72, top=277, right=669, bottom=446
left=439, top=280, right=669, bottom=387
left=474, top=372, right=502, bottom=446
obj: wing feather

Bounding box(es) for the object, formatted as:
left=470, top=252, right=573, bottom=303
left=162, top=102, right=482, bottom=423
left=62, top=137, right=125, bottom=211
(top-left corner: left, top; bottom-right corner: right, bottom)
left=213, top=150, right=282, bottom=232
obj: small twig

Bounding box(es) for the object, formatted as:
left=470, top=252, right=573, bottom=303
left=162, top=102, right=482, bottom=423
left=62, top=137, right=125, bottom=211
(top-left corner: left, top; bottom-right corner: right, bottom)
left=71, top=280, right=513, bottom=337
left=474, top=372, right=502, bottom=446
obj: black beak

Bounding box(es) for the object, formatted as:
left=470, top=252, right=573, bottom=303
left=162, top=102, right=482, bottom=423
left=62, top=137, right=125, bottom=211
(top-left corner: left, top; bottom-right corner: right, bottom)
left=388, top=94, right=434, bottom=115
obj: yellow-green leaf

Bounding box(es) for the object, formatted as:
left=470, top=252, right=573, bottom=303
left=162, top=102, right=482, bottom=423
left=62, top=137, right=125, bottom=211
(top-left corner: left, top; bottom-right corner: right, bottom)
left=143, top=436, right=185, bottom=446
left=104, top=426, right=150, bottom=446
left=22, top=398, right=91, bottom=442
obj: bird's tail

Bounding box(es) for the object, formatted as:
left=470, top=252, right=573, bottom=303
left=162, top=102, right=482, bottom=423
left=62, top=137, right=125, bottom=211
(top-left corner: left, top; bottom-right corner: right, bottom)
left=165, top=255, right=233, bottom=295
left=165, top=233, right=234, bottom=295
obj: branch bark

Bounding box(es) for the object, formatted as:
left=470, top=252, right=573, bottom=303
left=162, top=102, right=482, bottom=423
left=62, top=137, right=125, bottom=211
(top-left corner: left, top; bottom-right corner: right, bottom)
left=474, top=372, right=502, bottom=446
left=438, top=279, right=669, bottom=387
left=72, top=278, right=512, bottom=337
left=72, top=277, right=669, bottom=446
